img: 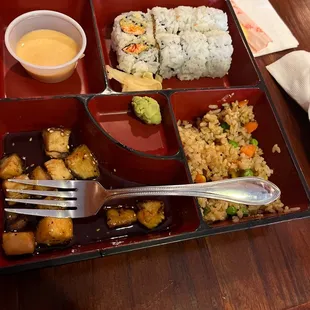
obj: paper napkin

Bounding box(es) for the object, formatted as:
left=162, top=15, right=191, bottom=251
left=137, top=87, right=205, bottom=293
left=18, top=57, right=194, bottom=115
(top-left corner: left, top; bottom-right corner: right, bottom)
left=232, top=0, right=299, bottom=57
left=266, top=51, right=310, bottom=120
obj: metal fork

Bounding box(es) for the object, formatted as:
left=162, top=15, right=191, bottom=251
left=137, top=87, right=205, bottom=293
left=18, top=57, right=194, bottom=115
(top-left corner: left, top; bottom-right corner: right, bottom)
left=4, top=177, right=281, bottom=218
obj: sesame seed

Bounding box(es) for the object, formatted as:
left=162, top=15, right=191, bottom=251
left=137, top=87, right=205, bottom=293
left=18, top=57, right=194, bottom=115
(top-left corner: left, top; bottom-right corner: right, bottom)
left=30, top=164, right=35, bottom=167
left=12, top=143, right=15, bottom=146
left=113, top=169, right=116, bottom=172
left=22, top=156, right=26, bottom=160
left=96, top=228, right=100, bottom=232
left=29, top=137, right=33, bottom=142
left=60, top=132, right=64, bottom=136
left=67, top=145, right=70, bottom=149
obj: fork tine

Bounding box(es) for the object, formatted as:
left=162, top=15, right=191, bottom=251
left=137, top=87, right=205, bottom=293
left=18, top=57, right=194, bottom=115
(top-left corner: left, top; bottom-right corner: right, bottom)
left=7, top=179, right=77, bottom=189
left=4, top=208, right=75, bottom=218
left=6, top=189, right=77, bottom=198
left=5, top=198, right=77, bottom=207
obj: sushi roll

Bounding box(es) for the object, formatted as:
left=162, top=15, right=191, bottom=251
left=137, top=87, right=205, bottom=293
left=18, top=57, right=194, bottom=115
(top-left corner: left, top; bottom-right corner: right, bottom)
left=152, top=5, right=231, bottom=80
left=204, top=30, right=233, bottom=78
left=111, top=6, right=233, bottom=81
left=111, top=11, right=155, bottom=47
left=178, top=30, right=233, bottom=80
left=175, top=6, right=195, bottom=32
left=152, top=6, right=228, bottom=35
left=156, top=33, right=185, bottom=79
left=115, top=40, right=159, bottom=75
left=178, top=31, right=209, bottom=80
left=193, top=6, right=228, bottom=33
left=151, top=7, right=179, bottom=35
left=111, top=11, right=159, bottom=75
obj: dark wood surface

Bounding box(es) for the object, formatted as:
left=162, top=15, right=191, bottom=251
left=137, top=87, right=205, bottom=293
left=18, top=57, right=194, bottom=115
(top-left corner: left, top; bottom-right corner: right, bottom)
left=1, top=0, right=310, bottom=309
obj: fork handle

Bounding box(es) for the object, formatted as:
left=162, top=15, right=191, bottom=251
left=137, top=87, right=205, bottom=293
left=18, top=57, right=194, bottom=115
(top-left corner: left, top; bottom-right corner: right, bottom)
left=105, top=177, right=280, bottom=206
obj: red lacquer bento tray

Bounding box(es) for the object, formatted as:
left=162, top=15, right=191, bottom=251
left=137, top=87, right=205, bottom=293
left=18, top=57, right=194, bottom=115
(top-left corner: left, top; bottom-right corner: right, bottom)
left=0, top=0, right=309, bottom=274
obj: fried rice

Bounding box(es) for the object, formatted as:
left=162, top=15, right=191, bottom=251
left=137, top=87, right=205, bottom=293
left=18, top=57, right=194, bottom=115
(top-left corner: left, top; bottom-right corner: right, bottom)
left=177, top=100, right=295, bottom=223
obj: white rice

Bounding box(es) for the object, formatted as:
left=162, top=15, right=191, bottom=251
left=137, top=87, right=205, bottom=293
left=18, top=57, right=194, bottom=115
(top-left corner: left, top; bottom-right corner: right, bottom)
left=151, top=7, right=179, bottom=34
left=272, top=144, right=281, bottom=153
left=153, top=6, right=229, bottom=34
left=153, top=6, right=232, bottom=80
left=177, top=30, right=233, bottom=80
left=175, top=6, right=195, bottom=32
left=203, top=30, right=233, bottom=78
left=209, top=105, right=219, bottom=109
left=194, top=6, right=228, bottom=32
left=177, top=31, right=209, bottom=80
left=156, top=33, right=185, bottom=79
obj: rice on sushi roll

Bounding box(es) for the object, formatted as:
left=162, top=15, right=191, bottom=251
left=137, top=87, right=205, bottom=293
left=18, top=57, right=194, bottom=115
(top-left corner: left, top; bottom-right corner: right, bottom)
left=152, top=6, right=228, bottom=34
left=177, top=31, right=209, bottom=80
left=203, top=30, right=233, bottom=78
left=156, top=33, right=185, bottom=79
left=177, top=30, right=233, bottom=80
left=151, top=7, right=179, bottom=34
left=193, top=6, right=228, bottom=32
left=174, top=6, right=195, bottom=32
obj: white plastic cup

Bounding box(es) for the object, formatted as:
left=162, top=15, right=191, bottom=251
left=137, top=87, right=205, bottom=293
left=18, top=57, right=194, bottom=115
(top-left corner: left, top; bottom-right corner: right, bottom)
left=5, top=10, right=87, bottom=83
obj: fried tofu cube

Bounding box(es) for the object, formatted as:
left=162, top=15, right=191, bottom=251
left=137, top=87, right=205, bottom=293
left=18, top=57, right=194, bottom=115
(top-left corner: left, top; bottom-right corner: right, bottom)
left=137, top=200, right=165, bottom=229
left=44, top=159, right=72, bottom=180
left=43, top=128, right=71, bottom=158
left=0, top=154, right=23, bottom=179
left=30, top=166, right=52, bottom=191
left=106, top=208, right=137, bottom=228
left=2, top=232, right=35, bottom=256
left=5, top=212, right=18, bottom=222
left=2, top=175, right=33, bottom=205
left=36, top=217, right=73, bottom=245
left=65, top=145, right=100, bottom=179
left=6, top=213, right=30, bottom=231
left=37, top=197, right=62, bottom=210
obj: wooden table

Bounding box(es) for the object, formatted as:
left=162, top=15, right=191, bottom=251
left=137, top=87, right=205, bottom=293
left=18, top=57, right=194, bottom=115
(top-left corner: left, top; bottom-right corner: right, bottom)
left=1, top=1, right=310, bottom=309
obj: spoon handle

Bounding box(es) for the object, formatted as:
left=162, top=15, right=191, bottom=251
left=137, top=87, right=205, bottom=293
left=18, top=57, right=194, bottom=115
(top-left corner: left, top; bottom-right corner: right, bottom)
left=105, top=177, right=281, bottom=206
